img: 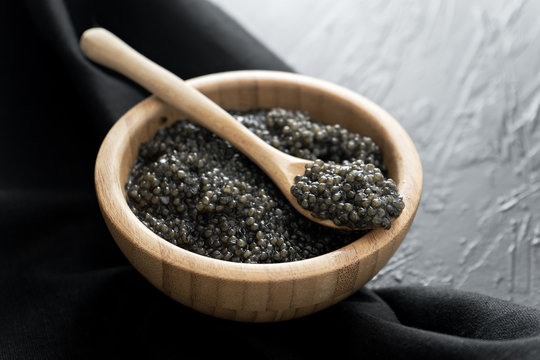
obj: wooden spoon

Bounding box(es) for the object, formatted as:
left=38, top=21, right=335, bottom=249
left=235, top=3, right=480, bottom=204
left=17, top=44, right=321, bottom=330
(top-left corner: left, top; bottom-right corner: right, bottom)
left=80, top=27, right=354, bottom=230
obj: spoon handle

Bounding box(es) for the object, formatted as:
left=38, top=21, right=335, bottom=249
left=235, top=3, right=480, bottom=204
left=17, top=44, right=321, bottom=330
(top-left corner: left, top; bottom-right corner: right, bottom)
left=80, top=27, right=297, bottom=175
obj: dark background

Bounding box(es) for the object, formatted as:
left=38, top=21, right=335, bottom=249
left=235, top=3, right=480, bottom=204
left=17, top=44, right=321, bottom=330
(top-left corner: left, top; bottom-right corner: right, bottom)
left=1, top=0, right=539, bottom=359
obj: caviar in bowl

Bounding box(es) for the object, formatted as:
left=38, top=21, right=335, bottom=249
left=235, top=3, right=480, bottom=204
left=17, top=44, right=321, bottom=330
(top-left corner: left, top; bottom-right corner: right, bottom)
left=94, top=70, right=422, bottom=322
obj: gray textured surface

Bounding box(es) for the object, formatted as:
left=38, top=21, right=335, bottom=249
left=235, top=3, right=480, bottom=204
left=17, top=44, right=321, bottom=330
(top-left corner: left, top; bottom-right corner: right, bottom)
left=210, top=0, right=540, bottom=308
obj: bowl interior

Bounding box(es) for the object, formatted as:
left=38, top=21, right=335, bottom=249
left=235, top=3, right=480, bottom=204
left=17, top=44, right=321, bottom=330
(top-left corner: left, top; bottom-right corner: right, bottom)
left=121, top=72, right=405, bottom=194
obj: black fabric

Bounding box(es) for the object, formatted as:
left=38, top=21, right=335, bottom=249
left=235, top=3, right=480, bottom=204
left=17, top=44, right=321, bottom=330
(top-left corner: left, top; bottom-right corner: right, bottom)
left=1, top=0, right=539, bottom=359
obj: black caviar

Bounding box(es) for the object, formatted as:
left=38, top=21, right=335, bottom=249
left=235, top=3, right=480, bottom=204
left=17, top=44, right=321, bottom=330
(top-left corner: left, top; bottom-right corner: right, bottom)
left=241, top=108, right=385, bottom=169
left=291, top=160, right=404, bottom=229
left=126, top=108, right=398, bottom=263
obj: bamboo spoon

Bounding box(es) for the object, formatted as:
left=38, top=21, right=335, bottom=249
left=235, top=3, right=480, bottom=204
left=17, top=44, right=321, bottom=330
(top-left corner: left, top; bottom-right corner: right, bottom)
left=80, top=27, right=361, bottom=230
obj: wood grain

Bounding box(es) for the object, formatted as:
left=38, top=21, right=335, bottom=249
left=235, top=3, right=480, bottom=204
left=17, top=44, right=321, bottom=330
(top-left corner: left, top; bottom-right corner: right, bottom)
left=94, top=69, right=422, bottom=322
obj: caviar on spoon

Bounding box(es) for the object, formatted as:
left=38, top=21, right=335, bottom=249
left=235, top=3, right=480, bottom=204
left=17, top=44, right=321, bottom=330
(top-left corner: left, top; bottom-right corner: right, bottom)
left=80, top=27, right=403, bottom=231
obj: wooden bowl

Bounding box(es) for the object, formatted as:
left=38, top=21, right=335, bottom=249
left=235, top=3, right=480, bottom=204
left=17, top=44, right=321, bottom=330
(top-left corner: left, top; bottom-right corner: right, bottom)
left=95, top=70, right=422, bottom=322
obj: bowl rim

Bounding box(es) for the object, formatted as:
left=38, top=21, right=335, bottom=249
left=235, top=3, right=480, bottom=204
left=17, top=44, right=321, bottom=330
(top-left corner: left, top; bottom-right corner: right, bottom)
left=95, top=69, right=423, bottom=283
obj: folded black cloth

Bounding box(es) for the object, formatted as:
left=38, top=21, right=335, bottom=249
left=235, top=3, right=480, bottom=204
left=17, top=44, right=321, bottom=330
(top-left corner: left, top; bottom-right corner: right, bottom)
left=1, top=0, right=539, bottom=359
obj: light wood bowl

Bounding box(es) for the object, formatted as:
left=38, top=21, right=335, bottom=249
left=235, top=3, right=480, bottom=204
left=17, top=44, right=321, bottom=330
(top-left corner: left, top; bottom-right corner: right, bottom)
left=95, top=70, right=422, bottom=322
